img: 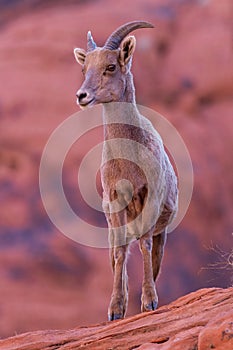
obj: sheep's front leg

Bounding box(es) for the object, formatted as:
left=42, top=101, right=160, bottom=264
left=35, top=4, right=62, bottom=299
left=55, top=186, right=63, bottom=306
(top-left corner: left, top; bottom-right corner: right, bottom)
left=108, top=211, right=128, bottom=321
left=108, top=244, right=128, bottom=320
left=139, top=232, right=158, bottom=312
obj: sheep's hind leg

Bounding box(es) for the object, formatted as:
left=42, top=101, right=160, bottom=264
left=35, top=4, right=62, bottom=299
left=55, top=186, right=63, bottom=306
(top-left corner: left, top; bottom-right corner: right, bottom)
left=140, top=231, right=158, bottom=312
left=152, top=231, right=167, bottom=282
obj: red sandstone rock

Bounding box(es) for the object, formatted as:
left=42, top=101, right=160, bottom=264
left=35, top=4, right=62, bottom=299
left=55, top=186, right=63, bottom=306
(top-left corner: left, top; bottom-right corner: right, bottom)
left=0, top=288, right=232, bottom=350
left=198, top=310, right=233, bottom=350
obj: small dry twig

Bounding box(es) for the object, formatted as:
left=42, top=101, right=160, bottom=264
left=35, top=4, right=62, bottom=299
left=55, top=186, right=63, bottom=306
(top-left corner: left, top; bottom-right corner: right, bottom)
left=207, top=244, right=233, bottom=271
left=200, top=243, right=233, bottom=286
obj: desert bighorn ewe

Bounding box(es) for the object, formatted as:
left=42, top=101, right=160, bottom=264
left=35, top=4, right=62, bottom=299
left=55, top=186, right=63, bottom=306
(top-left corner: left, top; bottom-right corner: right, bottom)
left=74, top=21, right=178, bottom=321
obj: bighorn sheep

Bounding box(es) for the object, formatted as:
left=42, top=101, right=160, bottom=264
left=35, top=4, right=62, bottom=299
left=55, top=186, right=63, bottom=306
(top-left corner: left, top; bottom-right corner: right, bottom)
left=74, top=21, right=178, bottom=321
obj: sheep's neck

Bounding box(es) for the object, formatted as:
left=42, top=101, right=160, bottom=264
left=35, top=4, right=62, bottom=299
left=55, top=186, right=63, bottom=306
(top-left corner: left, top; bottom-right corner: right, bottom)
left=120, top=72, right=136, bottom=104
left=103, top=72, right=141, bottom=140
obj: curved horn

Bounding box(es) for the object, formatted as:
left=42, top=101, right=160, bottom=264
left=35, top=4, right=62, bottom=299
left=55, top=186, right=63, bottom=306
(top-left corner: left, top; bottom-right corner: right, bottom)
left=104, top=21, right=154, bottom=50
left=87, top=31, right=97, bottom=52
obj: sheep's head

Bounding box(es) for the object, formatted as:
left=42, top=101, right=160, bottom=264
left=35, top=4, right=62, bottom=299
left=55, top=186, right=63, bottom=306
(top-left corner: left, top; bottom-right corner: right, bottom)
left=74, top=21, right=153, bottom=108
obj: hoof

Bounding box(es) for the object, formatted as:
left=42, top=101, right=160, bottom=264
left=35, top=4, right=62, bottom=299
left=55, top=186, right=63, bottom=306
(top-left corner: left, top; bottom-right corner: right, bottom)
left=141, top=287, right=158, bottom=313
left=108, top=296, right=126, bottom=321
left=143, top=300, right=158, bottom=311
left=108, top=312, right=123, bottom=321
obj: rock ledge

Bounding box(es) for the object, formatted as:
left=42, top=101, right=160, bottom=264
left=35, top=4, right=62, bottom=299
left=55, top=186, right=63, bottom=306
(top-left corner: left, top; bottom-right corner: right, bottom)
left=0, top=287, right=232, bottom=349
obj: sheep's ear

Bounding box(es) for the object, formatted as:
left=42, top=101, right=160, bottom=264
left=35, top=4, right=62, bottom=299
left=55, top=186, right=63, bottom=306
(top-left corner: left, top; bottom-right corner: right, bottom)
left=74, top=48, right=86, bottom=65
left=119, top=35, right=136, bottom=66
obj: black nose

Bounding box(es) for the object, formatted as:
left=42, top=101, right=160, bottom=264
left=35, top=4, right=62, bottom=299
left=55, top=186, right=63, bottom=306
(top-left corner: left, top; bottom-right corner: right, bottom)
left=77, top=92, right=87, bottom=103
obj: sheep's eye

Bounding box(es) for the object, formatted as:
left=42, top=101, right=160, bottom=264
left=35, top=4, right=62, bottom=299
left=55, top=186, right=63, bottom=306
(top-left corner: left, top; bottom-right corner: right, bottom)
left=106, top=64, right=116, bottom=72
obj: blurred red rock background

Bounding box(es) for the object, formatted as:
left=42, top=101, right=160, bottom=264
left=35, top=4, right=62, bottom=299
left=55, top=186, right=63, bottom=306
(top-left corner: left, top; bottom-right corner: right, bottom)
left=0, top=0, right=232, bottom=338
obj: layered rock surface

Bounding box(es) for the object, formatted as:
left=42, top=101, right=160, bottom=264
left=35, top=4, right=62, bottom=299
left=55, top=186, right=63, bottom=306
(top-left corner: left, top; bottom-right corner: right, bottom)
left=0, top=287, right=232, bottom=350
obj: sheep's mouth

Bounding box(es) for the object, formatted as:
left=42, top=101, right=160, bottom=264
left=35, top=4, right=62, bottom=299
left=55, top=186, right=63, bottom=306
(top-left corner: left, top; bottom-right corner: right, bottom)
left=78, top=98, right=95, bottom=108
